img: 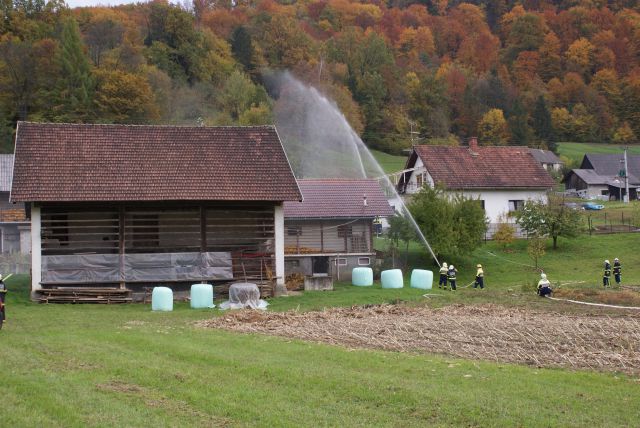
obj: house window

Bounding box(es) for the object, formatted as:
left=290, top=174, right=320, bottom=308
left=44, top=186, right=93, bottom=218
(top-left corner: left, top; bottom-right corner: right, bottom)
left=601, top=190, right=609, bottom=196
left=479, top=200, right=485, bottom=210
left=508, top=200, right=525, bottom=212
left=287, top=226, right=301, bottom=236
left=416, top=173, right=423, bottom=188
left=335, top=258, right=347, bottom=266
left=337, top=225, right=352, bottom=238
left=358, top=257, right=370, bottom=266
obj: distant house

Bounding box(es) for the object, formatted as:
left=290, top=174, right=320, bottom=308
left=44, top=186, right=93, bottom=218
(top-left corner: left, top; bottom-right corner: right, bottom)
left=529, top=148, right=563, bottom=171
left=397, top=138, right=556, bottom=234
left=284, top=179, right=394, bottom=281
left=11, top=122, right=301, bottom=297
left=564, top=153, right=640, bottom=200
left=0, top=154, right=30, bottom=254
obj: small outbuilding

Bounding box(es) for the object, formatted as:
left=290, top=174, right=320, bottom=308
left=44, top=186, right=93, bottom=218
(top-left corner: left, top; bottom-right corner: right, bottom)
left=283, top=179, right=394, bottom=281
left=0, top=154, right=30, bottom=256
left=11, top=122, right=301, bottom=298
left=529, top=148, right=564, bottom=172
left=564, top=153, right=640, bottom=200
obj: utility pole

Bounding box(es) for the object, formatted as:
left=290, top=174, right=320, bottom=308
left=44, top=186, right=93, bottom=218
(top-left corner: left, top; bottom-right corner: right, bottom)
left=407, top=118, right=419, bottom=145
left=624, top=147, right=630, bottom=203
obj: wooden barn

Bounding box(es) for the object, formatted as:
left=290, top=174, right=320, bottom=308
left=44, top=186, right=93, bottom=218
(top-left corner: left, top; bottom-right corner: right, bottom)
left=11, top=122, right=301, bottom=301
left=283, top=179, right=394, bottom=282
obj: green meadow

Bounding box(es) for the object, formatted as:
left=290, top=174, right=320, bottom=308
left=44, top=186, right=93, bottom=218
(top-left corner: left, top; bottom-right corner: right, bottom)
left=2, top=233, right=640, bottom=426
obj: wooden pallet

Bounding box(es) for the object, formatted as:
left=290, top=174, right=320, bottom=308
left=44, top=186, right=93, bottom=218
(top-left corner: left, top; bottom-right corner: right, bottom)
left=37, top=288, right=132, bottom=304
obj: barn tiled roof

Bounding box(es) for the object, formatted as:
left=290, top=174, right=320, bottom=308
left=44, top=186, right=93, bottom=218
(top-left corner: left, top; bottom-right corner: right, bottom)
left=0, top=154, right=13, bottom=192
left=406, top=145, right=556, bottom=189
left=284, top=179, right=394, bottom=219
left=11, top=122, right=301, bottom=202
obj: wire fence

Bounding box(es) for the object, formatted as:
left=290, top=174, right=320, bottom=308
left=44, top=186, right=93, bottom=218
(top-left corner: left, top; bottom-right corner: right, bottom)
left=585, top=211, right=640, bottom=235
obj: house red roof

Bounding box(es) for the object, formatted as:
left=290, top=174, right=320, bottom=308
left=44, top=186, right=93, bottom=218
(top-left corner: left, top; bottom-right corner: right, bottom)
left=11, top=122, right=301, bottom=202
left=284, top=179, right=395, bottom=219
left=404, top=145, right=555, bottom=190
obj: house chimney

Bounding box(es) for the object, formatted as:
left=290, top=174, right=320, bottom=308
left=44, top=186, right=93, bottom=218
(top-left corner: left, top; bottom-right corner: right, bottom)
left=468, top=137, right=478, bottom=151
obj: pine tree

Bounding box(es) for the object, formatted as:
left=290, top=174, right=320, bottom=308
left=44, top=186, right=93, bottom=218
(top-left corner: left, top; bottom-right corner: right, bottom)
left=507, top=99, right=534, bottom=146
left=231, top=26, right=254, bottom=72
left=52, top=18, right=95, bottom=122
left=532, top=96, right=556, bottom=151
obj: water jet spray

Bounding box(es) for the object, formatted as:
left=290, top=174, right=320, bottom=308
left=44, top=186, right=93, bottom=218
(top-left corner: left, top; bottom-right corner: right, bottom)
left=270, top=71, right=440, bottom=267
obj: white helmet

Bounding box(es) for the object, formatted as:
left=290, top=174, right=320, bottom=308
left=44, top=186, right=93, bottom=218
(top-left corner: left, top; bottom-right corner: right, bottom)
left=541, top=273, right=547, bottom=279
left=605, top=260, right=610, bottom=264
left=442, top=262, right=448, bottom=268
left=450, top=265, right=455, bottom=270
left=614, top=258, right=619, bottom=262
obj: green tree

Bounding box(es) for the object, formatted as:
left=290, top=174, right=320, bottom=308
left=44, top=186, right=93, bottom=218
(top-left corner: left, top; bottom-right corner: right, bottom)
left=505, top=13, right=546, bottom=62
left=515, top=196, right=582, bottom=249
left=231, top=25, right=254, bottom=72
left=527, top=235, right=546, bottom=269
left=387, top=214, right=418, bottom=269
left=532, top=95, right=555, bottom=150
left=507, top=99, right=534, bottom=146
left=52, top=17, right=94, bottom=122
left=409, top=186, right=487, bottom=261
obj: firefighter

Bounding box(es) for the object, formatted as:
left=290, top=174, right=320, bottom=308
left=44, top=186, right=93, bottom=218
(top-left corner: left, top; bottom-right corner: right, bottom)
left=474, top=264, right=484, bottom=289
left=603, top=260, right=612, bottom=288
left=613, top=258, right=622, bottom=286
left=537, top=273, right=552, bottom=297
left=438, top=262, right=448, bottom=289
left=447, top=264, right=458, bottom=291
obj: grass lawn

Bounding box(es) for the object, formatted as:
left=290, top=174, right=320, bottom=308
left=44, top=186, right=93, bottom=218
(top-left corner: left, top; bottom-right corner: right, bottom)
left=556, top=142, right=640, bottom=165
left=369, top=149, right=406, bottom=174
left=2, top=232, right=640, bottom=426
left=376, top=232, right=640, bottom=292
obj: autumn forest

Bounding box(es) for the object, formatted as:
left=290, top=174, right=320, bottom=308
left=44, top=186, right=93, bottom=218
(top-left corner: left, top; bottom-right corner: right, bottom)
left=1, top=0, right=640, bottom=154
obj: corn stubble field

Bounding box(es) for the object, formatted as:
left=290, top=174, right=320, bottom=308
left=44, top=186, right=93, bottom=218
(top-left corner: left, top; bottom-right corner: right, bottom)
left=205, top=303, right=640, bottom=375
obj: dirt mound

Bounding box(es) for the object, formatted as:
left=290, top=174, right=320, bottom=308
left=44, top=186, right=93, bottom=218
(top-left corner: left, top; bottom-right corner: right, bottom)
left=200, top=304, right=640, bottom=375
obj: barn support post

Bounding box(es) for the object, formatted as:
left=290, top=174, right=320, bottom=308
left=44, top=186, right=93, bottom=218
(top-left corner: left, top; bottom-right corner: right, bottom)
left=119, top=206, right=125, bottom=289
left=274, top=204, right=287, bottom=296
left=30, top=205, right=42, bottom=298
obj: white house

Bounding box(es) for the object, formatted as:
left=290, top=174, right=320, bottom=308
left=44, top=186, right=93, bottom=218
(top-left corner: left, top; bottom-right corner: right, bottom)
left=397, top=138, right=556, bottom=235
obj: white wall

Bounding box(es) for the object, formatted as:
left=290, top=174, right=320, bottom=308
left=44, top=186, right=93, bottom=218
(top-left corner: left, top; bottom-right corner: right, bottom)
left=459, top=189, right=548, bottom=223
left=274, top=204, right=285, bottom=295
left=404, top=158, right=433, bottom=194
